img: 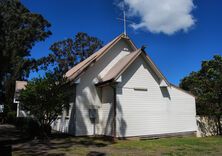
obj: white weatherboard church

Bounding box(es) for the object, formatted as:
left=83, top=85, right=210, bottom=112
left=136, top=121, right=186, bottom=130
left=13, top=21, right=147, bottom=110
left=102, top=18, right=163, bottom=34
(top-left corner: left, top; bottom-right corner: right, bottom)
left=52, top=34, right=197, bottom=138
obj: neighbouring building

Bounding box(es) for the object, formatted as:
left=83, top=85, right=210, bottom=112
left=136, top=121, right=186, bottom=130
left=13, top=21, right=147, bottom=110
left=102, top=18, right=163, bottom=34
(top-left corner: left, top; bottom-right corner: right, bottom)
left=14, top=81, right=27, bottom=117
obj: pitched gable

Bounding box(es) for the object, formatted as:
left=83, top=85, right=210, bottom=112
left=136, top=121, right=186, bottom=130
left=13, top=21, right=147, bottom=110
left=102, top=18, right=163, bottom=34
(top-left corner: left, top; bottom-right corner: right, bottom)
left=100, top=49, right=142, bottom=83
left=65, top=33, right=194, bottom=97
left=65, top=34, right=137, bottom=81
left=96, top=48, right=170, bottom=87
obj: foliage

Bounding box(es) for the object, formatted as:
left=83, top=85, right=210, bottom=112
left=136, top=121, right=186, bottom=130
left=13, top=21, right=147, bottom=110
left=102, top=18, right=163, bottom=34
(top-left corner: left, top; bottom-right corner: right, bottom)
left=0, top=1, right=103, bottom=136
left=0, top=0, right=51, bottom=112
left=15, top=117, right=41, bottom=138
left=19, top=72, right=71, bottom=134
left=6, top=111, right=16, bottom=124
left=40, top=32, right=103, bottom=74
left=180, top=55, right=222, bottom=134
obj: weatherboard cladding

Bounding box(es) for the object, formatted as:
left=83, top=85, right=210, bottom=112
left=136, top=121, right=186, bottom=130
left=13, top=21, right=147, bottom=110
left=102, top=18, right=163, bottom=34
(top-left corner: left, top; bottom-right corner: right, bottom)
left=74, top=38, right=136, bottom=136
left=116, top=55, right=196, bottom=137
left=53, top=34, right=196, bottom=137
left=101, top=86, right=113, bottom=136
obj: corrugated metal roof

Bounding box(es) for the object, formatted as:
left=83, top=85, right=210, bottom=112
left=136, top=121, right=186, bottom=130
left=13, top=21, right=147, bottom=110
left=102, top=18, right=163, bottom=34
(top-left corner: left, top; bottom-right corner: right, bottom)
left=64, top=33, right=194, bottom=97
left=101, top=49, right=142, bottom=83
left=65, top=34, right=137, bottom=81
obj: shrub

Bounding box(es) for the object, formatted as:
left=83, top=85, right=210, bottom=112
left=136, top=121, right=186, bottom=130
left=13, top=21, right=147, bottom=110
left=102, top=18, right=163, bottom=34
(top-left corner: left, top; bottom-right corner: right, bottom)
left=15, top=117, right=41, bottom=139
left=6, top=111, right=16, bottom=124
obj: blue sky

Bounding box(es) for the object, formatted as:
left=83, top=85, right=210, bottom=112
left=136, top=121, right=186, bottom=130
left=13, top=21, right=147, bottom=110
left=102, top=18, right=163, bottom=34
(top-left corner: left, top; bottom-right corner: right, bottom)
left=21, top=0, right=222, bottom=85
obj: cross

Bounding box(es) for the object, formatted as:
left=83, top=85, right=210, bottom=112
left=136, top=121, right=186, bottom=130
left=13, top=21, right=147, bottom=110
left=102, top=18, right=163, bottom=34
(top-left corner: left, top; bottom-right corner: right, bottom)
left=117, top=10, right=133, bottom=36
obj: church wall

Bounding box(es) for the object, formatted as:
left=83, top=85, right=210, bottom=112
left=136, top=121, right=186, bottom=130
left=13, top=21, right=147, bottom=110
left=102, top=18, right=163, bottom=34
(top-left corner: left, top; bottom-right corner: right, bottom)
left=74, top=39, right=134, bottom=136
left=100, top=86, right=114, bottom=136
left=52, top=37, right=196, bottom=137
left=116, top=55, right=197, bottom=137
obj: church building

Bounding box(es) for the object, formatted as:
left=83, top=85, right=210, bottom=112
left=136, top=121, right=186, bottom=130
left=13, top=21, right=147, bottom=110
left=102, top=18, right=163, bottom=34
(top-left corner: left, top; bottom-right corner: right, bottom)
left=52, top=34, right=197, bottom=138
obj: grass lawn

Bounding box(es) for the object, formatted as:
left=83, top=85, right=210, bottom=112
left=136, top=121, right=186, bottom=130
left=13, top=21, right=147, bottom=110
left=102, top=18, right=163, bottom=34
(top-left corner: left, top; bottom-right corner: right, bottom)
left=12, top=135, right=222, bottom=156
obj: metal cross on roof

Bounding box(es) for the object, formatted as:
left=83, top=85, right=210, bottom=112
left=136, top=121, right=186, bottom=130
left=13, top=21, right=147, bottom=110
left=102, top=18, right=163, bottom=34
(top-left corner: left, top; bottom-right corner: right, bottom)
left=117, top=10, right=133, bottom=36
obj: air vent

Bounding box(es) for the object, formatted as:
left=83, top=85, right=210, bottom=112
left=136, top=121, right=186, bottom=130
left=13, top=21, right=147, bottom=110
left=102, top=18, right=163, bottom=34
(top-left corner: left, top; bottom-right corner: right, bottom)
left=134, top=87, right=148, bottom=91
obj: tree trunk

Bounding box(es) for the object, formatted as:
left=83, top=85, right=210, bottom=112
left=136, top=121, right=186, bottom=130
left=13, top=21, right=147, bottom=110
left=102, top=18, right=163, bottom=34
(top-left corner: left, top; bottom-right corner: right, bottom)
left=43, top=124, right=52, bottom=135
left=216, top=116, right=222, bottom=135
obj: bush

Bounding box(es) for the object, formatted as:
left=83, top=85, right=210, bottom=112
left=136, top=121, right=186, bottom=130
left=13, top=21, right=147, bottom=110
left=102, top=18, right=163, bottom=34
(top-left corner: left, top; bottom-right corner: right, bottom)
left=6, top=111, right=16, bottom=124
left=42, top=124, right=52, bottom=135
left=15, top=117, right=41, bottom=138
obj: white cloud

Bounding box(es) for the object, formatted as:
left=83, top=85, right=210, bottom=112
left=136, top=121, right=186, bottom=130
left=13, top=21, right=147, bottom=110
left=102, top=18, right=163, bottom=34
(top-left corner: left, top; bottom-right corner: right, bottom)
left=122, top=0, right=196, bottom=35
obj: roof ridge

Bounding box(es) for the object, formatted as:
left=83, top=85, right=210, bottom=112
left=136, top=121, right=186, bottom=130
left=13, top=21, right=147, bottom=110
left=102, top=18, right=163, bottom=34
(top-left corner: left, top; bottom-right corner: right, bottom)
left=65, top=33, right=138, bottom=81
left=65, top=34, right=124, bottom=80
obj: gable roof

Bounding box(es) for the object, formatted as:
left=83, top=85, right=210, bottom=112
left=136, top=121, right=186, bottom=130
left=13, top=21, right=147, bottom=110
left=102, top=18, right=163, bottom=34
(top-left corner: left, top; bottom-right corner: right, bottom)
left=65, top=34, right=194, bottom=98
left=65, top=33, right=137, bottom=81
left=96, top=51, right=195, bottom=98
left=96, top=48, right=170, bottom=86
left=100, top=49, right=142, bottom=83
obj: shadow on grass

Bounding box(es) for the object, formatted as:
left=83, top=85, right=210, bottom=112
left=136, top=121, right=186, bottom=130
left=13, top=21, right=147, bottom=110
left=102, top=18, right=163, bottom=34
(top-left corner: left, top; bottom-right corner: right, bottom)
left=0, top=124, right=31, bottom=145
left=87, top=151, right=106, bottom=156
left=12, top=132, right=113, bottom=156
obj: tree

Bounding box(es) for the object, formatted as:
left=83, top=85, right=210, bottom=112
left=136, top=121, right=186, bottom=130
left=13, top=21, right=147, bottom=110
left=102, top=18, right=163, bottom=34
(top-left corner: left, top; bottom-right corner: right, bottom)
left=19, top=72, right=71, bottom=134
left=180, top=55, right=222, bottom=135
left=18, top=32, right=103, bottom=135
left=0, top=0, right=51, bottom=112
left=42, top=32, right=103, bottom=74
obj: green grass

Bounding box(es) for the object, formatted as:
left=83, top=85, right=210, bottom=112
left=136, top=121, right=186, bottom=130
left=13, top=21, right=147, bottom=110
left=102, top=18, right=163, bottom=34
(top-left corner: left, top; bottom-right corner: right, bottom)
left=13, top=136, right=222, bottom=156
left=112, top=136, right=222, bottom=156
